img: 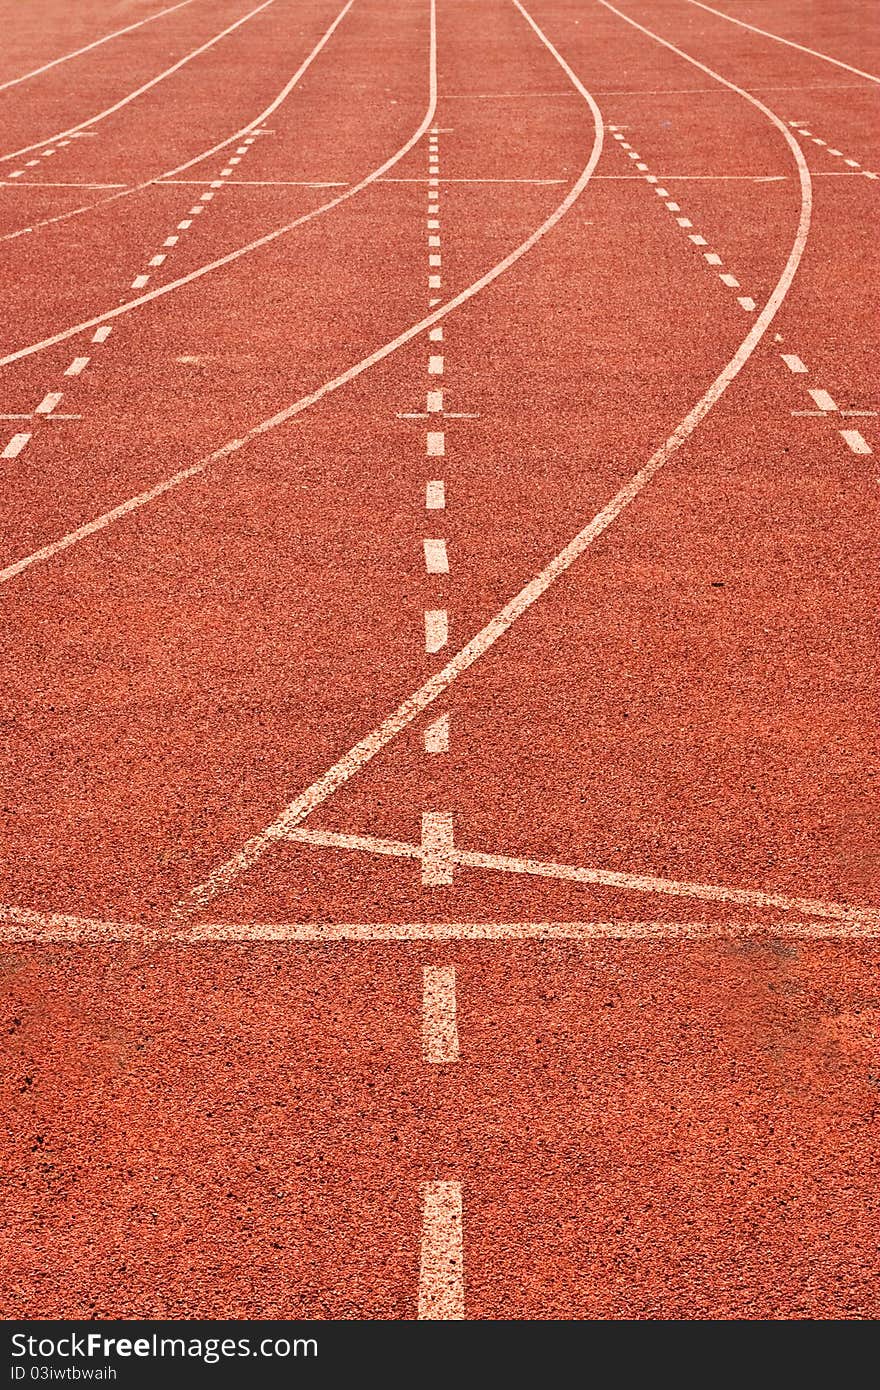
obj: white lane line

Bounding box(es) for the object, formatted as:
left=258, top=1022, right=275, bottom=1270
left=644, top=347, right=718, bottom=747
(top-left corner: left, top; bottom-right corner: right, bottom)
left=424, top=609, right=448, bottom=653
left=3, top=908, right=878, bottom=943
left=418, top=1182, right=464, bottom=1319
left=1, top=433, right=31, bottom=459
left=425, top=479, right=446, bottom=508
left=35, top=392, right=62, bottom=414
left=685, top=0, right=880, bottom=84
left=840, top=429, right=872, bottom=455
left=0, top=1, right=194, bottom=94
left=0, top=0, right=356, bottom=245
left=181, top=0, right=813, bottom=913
left=808, top=388, right=837, bottom=411
left=781, top=352, right=808, bottom=372
left=283, top=826, right=878, bottom=927
left=424, top=712, right=450, bottom=752
left=63, top=357, right=89, bottom=377
left=0, top=1, right=278, bottom=164
left=91, top=325, right=112, bottom=343
left=664, top=199, right=679, bottom=208
left=421, top=812, right=454, bottom=886
left=427, top=431, right=445, bottom=457
left=428, top=354, right=444, bottom=374
left=422, top=966, right=459, bottom=1062
left=737, top=295, right=756, bottom=311
left=0, top=0, right=424, bottom=369
left=423, top=538, right=449, bottom=573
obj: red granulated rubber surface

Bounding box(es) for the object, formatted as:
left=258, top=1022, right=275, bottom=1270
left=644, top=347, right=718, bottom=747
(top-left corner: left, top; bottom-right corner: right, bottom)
left=0, top=0, right=877, bottom=1321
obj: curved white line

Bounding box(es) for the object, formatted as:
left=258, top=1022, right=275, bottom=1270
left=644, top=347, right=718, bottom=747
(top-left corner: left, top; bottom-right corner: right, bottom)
left=0, top=0, right=276, bottom=165
left=0, top=1, right=195, bottom=94
left=0, top=0, right=356, bottom=246
left=184, top=0, right=813, bottom=911
left=686, top=0, right=880, bottom=85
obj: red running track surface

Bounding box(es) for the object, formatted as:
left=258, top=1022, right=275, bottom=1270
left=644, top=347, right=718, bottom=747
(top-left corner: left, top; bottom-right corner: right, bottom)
left=0, top=0, right=878, bottom=1320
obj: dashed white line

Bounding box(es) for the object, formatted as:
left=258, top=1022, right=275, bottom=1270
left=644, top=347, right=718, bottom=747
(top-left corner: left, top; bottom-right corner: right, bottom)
left=808, top=388, right=837, bottom=412
left=422, top=966, right=459, bottom=1062
left=425, top=479, right=446, bottom=508
left=840, top=429, right=872, bottom=455
left=719, top=272, right=740, bottom=287
left=737, top=295, right=756, bottom=311
left=1, top=433, right=31, bottom=459
left=424, top=609, right=448, bottom=653
left=418, top=1182, right=464, bottom=1319
left=63, top=357, right=89, bottom=377
left=428, top=354, right=444, bottom=374
left=91, top=326, right=112, bottom=344
left=781, top=352, right=808, bottom=373
left=423, top=538, right=449, bottom=573
left=427, top=431, right=445, bottom=457
left=131, top=274, right=149, bottom=290
left=36, top=392, right=62, bottom=414
left=421, top=812, right=454, bottom=886
left=427, top=390, right=443, bottom=412
left=423, top=712, right=450, bottom=752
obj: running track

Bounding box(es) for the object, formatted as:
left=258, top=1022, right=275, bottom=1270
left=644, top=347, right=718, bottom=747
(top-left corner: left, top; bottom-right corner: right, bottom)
left=1, top=0, right=878, bottom=1320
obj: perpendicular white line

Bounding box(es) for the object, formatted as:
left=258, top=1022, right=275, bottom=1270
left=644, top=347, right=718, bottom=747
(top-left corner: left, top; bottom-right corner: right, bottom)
left=684, top=0, right=880, bottom=84
left=423, top=966, right=459, bottom=1061
left=1, top=432, right=31, bottom=459
left=423, top=538, right=449, bottom=573
left=0, top=1, right=278, bottom=164
left=0, top=0, right=355, bottom=247
left=0, top=0, right=424, bottom=370
left=781, top=352, right=808, bottom=373
left=0, top=0, right=195, bottom=94
left=424, top=711, right=450, bottom=752
left=840, top=429, right=872, bottom=455
left=64, top=357, right=89, bottom=377
left=182, top=0, right=813, bottom=913
left=418, top=1182, right=464, bottom=1319
left=282, top=826, right=878, bottom=926
left=425, top=479, right=446, bottom=508
left=424, top=609, right=448, bottom=653
left=808, top=387, right=837, bottom=411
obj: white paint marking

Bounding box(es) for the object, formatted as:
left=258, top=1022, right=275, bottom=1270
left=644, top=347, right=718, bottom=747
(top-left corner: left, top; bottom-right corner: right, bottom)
left=36, top=392, right=62, bottom=414
left=422, top=812, right=454, bottom=885
left=427, top=431, right=445, bottom=457
left=177, top=220, right=192, bottom=230
left=221, top=167, right=234, bottom=176
left=424, top=610, right=448, bottom=653
left=427, top=390, right=443, bottom=412
left=418, top=1182, right=464, bottom=1319
left=423, top=966, right=459, bottom=1062
left=164, top=235, right=179, bottom=247
left=720, top=272, right=740, bottom=287
left=131, top=274, right=149, bottom=289
left=705, top=251, right=722, bottom=264
left=424, top=712, right=450, bottom=752
left=840, top=429, right=872, bottom=455
left=425, top=479, right=445, bottom=508
left=148, top=254, right=165, bottom=267
left=827, top=148, right=843, bottom=156
left=676, top=215, right=693, bottom=227
left=689, top=233, right=707, bottom=244
left=844, top=158, right=860, bottom=167
left=91, top=325, right=112, bottom=343
left=429, top=326, right=443, bottom=340
left=199, top=190, right=215, bottom=201
left=428, top=234, right=441, bottom=246
left=428, top=354, right=444, bottom=374
left=428, top=219, right=440, bottom=229
left=636, top=161, right=649, bottom=170
left=429, top=274, right=442, bottom=288
left=685, top=0, right=880, bottom=84
left=64, top=357, right=89, bottom=377
left=808, top=388, right=837, bottom=411
left=738, top=295, right=756, bottom=311
left=781, top=352, right=808, bottom=373
left=423, top=538, right=449, bottom=573
left=812, top=137, right=827, bottom=146
left=2, top=433, right=31, bottom=459
left=429, top=253, right=442, bottom=266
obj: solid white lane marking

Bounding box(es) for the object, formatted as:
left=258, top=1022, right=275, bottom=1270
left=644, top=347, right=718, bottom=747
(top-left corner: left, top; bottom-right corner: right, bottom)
left=2, top=433, right=31, bottom=459
left=0, top=1, right=195, bottom=94
left=422, top=966, right=459, bottom=1061
left=424, top=712, right=450, bottom=752
left=91, top=325, right=112, bottom=343
left=418, top=1182, right=464, bottom=1319
left=840, top=429, right=872, bottom=455
left=64, top=357, right=89, bottom=377
left=428, top=355, right=444, bottom=374
left=737, top=296, right=756, bottom=311
left=424, top=610, right=448, bottom=653
left=685, top=0, right=880, bottom=83
left=282, top=827, right=877, bottom=926
left=427, top=431, right=445, bottom=457
left=720, top=272, right=740, bottom=287
left=421, top=812, right=454, bottom=886
left=0, top=1, right=277, bottom=164
left=427, top=391, right=443, bottom=412
left=808, top=388, right=837, bottom=411
left=781, top=352, right=808, bottom=373
left=36, top=392, right=62, bottom=414
left=425, top=479, right=446, bottom=508
left=181, top=1, right=813, bottom=913
left=423, top=538, right=449, bottom=573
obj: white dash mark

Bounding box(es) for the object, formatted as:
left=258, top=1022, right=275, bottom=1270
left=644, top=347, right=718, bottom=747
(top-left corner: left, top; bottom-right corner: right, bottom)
left=418, top=1182, right=464, bottom=1319
left=808, top=388, right=837, bottom=411
left=424, top=609, right=448, bottom=654
left=636, top=161, right=649, bottom=170
left=720, top=272, right=740, bottom=287
left=427, top=391, right=443, bottom=413
left=64, top=356, right=89, bottom=377
left=148, top=254, right=165, bottom=267
left=427, top=431, right=445, bottom=457
left=428, top=219, right=440, bottom=229
left=210, top=179, right=225, bottom=188
left=645, top=174, right=658, bottom=183
left=781, top=353, right=808, bottom=373
left=827, top=148, right=842, bottom=156
left=655, top=187, right=669, bottom=197
left=221, top=166, right=235, bottom=175
left=91, top=325, right=112, bottom=343
left=425, top=479, right=445, bottom=509
left=164, top=235, right=179, bottom=246
left=840, top=429, right=872, bottom=455
left=429, top=254, right=442, bottom=267
left=423, top=966, right=459, bottom=1061
left=844, top=158, right=860, bottom=167
left=689, top=234, right=707, bottom=245
left=428, top=355, right=444, bottom=375
left=428, top=235, right=441, bottom=247
left=676, top=216, right=693, bottom=227
left=428, top=274, right=442, bottom=289
left=131, top=274, right=149, bottom=289
left=421, top=811, right=454, bottom=885
left=665, top=200, right=680, bottom=211
left=36, top=392, right=62, bottom=414
left=737, top=296, right=756, bottom=311
left=2, top=432, right=31, bottom=459
left=423, top=538, right=449, bottom=573
left=423, top=712, right=450, bottom=753
left=429, top=326, right=443, bottom=341
left=177, top=220, right=192, bottom=230
left=704, top=252, right=722, bottom=265
left=199, top=191, right=214, bottom=201
left=812, top=137, right=827, bottom=146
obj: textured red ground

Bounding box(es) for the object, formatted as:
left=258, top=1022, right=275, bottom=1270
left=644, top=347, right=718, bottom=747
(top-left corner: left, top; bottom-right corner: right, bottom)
left=0, top=0, right=878, bottom=1320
